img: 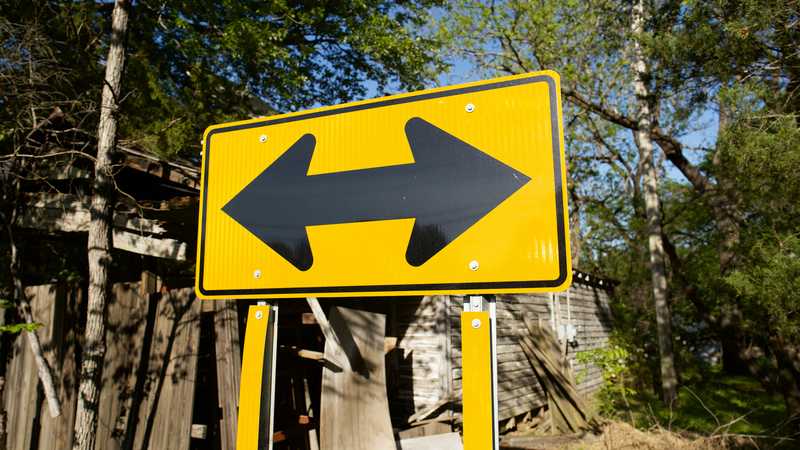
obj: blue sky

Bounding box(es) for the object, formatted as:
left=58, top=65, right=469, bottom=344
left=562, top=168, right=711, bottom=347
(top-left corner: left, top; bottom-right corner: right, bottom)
left=363, top=57, right=719, bottom=185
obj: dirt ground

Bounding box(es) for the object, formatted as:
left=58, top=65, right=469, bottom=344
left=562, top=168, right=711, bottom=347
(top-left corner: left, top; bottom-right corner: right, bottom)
left=501, top=421, right=780, bottom=450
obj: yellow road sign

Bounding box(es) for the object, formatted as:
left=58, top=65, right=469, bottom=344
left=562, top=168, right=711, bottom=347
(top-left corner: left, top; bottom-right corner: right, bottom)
left=196, top=71, right=571, bottom=299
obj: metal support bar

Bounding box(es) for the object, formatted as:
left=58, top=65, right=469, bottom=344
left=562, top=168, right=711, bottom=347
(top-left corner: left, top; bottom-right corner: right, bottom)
left=461, top=295, right=499, bottom=450
left=237, top=304, right=279, bottom=450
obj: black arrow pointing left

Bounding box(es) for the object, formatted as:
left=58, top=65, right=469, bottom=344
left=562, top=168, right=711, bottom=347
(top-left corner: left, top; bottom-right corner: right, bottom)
left=222, top=117, right=530, bottom=271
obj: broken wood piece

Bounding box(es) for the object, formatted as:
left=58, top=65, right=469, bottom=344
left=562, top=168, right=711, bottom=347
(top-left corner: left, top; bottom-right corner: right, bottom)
left=271, top=417, right=317, bottom=444
left=302, top=312, right=317, bottom=324
left=297, top=350, right=343, bottom=372
left=406, top=397, right=451, bottom=424
left=191, top=424, right=207, bottom=439
left=280, top=345, right=344, bottom=372
left=320, top=306, right=394, bottom=450
left=398, top=432, right=462, bottom=450
left=503, top=415, right=516, bottom=432
left=297, top=348, right=324, bottom=360
left=407, top=416, right=452, bottom=428
left=384, top=336, right=397, bottom=353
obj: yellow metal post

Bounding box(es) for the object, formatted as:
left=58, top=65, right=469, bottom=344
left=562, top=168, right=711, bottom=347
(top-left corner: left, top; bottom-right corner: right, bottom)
left=461, top=305, right=497, bottom=450
left=237, top=305, right=278, bottom=450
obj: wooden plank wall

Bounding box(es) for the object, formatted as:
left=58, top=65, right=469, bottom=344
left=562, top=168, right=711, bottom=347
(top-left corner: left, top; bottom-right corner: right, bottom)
left=391, top=296, right=450, bottom=423
left=566, top=283, right=615, bottom=396
left=392, top=276, right=614, bottom=424
left=5, top=284, right=82, bottom=450
left=450, top=280, right=614, bottom=421
left=96, top=281, right=154, bottom=450
left=2, top=282, right=220, bottom=450
left=128, top=286, right=200, bottom=450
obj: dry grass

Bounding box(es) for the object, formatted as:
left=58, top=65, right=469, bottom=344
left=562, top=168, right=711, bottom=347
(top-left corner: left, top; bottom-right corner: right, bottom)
left=559, top=421, right=769, bottom=450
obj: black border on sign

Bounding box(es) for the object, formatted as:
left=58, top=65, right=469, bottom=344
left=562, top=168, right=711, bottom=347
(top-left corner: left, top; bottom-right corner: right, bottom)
left=198, top=74, right=568, bottom=296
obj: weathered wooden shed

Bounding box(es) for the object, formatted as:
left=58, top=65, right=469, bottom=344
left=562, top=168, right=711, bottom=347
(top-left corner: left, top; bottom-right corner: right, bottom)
left=4, top=278, right=613, bottom=449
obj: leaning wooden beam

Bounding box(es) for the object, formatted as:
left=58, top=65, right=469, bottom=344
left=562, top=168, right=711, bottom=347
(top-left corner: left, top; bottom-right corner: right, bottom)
left=306, top=298, right=342, bottom=351
left=9, top=238, right=62, bottom=418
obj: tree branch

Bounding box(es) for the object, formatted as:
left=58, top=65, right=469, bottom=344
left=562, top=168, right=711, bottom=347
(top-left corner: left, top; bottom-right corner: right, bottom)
left=562, top=85, right=718, bottom=196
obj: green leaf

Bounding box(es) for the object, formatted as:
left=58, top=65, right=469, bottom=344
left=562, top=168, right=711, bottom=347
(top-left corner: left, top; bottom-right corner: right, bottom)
left=0, top=322, right=42, bottom=335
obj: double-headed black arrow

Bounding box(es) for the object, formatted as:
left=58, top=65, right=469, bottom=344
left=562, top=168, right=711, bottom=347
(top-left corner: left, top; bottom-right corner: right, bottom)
left=222, top=117, right=530, bottom=271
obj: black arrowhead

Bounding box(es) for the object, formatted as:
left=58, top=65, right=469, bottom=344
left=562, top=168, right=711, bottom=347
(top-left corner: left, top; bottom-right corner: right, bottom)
left=222, top=117, right=530, bottom=271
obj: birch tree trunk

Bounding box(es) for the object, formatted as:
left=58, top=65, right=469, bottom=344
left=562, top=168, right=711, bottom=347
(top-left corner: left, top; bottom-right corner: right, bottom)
left=72, top=1, right=130, bottom=448
left=630, top=0, right=678, bottom=404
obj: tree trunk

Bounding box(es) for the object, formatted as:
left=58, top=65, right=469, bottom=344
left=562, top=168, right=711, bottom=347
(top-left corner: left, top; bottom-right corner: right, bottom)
left=770, top=337, right=800, bottom=428
left=0, top=316, right=6, bottom=450
left=721, top=336, right=750, bottom=375
left=72, top=1, right=130, bottom=449
left=568, top=189, right=583, bottom=268
left=630, top=0, right=678, bottom=404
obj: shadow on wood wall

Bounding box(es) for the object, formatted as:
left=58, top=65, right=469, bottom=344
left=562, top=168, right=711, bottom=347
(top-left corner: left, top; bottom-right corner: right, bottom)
left=3, top=278, right=239, bottom=450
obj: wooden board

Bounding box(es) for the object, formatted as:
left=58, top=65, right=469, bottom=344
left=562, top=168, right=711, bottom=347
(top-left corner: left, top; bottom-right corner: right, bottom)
left=1, top=284, right=84, bottom=450
left=5, top=285, right=56, bottom=450
left=95, top=281, right=153, bottom=450
left=214, top=301, right=242, bottom=450
left=37, top=285, right=82, bottom=450
left=399, top=432, right=462, bottom=450
left=320, top=306, right=395, bottom=450
left=131, top=288, right=201, bottom=450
